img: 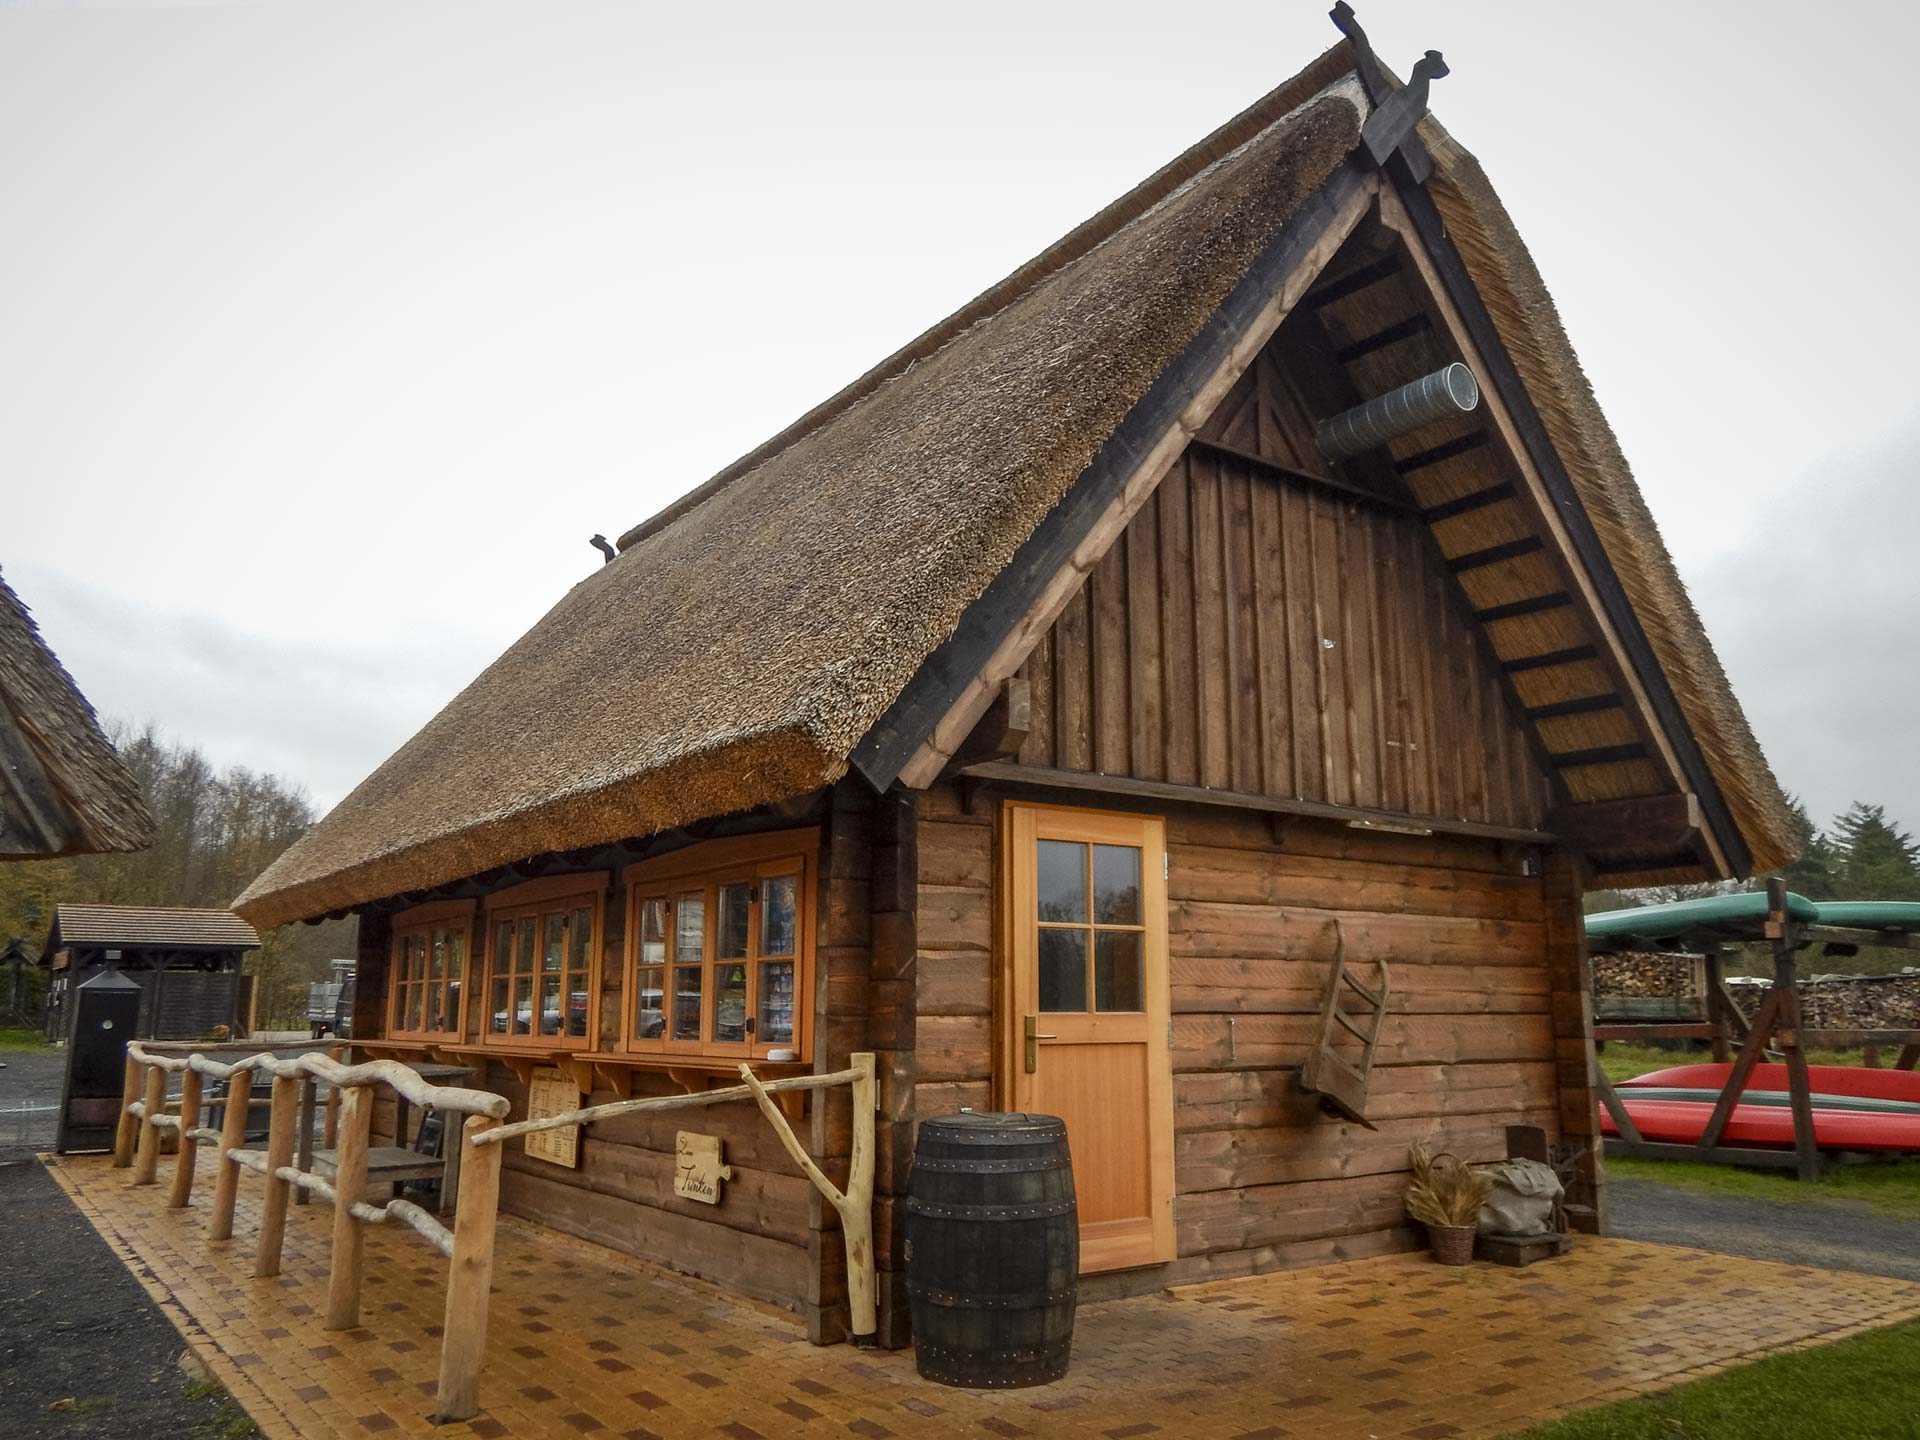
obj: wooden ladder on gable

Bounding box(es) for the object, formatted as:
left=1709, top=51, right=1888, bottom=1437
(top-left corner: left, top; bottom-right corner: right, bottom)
left=1298, top=921, right=1390, bottom=1128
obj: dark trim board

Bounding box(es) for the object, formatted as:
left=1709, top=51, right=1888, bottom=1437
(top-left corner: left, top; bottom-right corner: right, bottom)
left=954, top=759, right=1555, bottom=846
left=1382, top=155, right=1752, bottom=878
left=849, top=155, right=1377, bottom=792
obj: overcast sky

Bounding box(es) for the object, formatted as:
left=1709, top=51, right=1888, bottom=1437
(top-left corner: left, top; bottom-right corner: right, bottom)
left=5, top=0, right=1917, bottom=844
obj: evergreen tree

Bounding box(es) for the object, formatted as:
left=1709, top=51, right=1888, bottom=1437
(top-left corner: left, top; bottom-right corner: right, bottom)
left=1777, top=795, right=1838, bottom=899
left=1829, top=802, right=1920, bottom=901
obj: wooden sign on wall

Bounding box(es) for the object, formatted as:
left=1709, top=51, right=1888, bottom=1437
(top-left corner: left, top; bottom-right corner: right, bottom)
left=524, top=1068, right=581, bottom=1169
left=673, top=1131, right=732, bottom=1204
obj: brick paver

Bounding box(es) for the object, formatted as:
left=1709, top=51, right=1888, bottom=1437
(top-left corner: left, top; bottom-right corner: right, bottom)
left=45, top=1151, right=1920, bottom=1440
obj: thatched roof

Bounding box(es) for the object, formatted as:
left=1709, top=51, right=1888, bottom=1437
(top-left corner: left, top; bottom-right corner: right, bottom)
left=236, top=40, right=1792, bottom=929
left=0, top=569, right=152, bottom=859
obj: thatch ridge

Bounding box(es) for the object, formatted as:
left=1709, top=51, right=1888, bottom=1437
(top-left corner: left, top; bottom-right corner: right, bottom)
left=234, top=82, right=1367, bottom=928
left=0, top=569, right=153, bottom=858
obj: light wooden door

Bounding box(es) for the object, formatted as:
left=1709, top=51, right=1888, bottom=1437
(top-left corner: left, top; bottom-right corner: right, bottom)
left=1003, top=803, right=1174, bottom=1273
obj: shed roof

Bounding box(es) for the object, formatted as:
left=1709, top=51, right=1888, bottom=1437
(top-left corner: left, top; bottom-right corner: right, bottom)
left=0, top=570, right=153, bottom=859
left=235, top=37, right=1794, bottom=930
left=49, top=904, right=261, bottom=954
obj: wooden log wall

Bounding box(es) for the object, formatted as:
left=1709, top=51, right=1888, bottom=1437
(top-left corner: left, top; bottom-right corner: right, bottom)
left=915, top=780, right=1573, bottom=1290
left=1013, top=345, right=1552, bottom=832
left=355, top=791, right=902, bottom=1338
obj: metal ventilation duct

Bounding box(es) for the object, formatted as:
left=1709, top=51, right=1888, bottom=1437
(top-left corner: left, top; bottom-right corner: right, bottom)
left=1316, top=363, right=1480, bottom=460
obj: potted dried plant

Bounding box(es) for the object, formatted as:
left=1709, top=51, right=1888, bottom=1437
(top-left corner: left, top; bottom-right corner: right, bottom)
left=1405, top=1143, right=1491, bottom=1265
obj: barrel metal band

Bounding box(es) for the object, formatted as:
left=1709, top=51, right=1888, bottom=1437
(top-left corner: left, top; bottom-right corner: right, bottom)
left=905, top=1280, right=1078, bottom=1308
left=904, top=1196, right=1079, bottom=1220
left=909, top=1154, right=1072, bottom=1174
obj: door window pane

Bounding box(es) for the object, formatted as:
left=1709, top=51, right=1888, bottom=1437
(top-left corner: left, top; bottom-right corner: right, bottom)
left=1037, top=841, right=1088, bottom=923
left=1095, top=930, right=1144, bottom=1012
left=430, top=929, right=447, bottom=980
left=760, top=874, right=797, bottom=957
left=1092, top=845, right=1142, bottom=925
left=758, top=960, right=795, bottom=1044
left=448, top=931, right=464, bottom=981
left=713, top=962, right=747, bottom=1043
left=567, top=905, right=594, bottom=1037
left=542, top=914, right=565, bottom=972
left=511, top=976, right=532, bottom=1036
left=538, top=972, right=561, bottom=1036
left=716, top=882, right=750, bottom=959
left=1038, top=927, right=1088, bottom=1012
left=490, top=975, right=509, bottom=1034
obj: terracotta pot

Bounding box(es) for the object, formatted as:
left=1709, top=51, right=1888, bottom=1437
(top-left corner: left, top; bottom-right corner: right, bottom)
left=1428, top=1223, right=1476, bottom=1266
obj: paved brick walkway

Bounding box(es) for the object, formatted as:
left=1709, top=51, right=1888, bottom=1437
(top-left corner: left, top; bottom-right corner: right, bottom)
left=46, top=1151, right=1920, bottom=1440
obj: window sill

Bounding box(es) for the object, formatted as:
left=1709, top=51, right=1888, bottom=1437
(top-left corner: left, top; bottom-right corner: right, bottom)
left=352, top=1037, right=810, bottom=1100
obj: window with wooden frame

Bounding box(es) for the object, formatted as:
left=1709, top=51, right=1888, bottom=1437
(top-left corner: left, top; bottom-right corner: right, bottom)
left=482, top=874, right=607, bottom=1049
left=387, top=901, right=474, bottom=1040
left=623, top=831, right=816, bottom=1061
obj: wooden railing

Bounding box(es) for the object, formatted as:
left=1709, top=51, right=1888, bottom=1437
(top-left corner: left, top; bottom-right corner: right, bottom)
left=115, top=1041, right=509, bottom=1422
left=112, top=1042, right=878, bottom=1421
left=471, top=1051, right=879, bottom=1340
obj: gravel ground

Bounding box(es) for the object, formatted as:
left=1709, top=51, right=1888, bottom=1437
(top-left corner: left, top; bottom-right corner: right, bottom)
left=0, top=1049, right=68, bottom=1160
left=1608, top=1175, right=1920, bottom=1283
left=0, top=1161, right=257, bottom=1437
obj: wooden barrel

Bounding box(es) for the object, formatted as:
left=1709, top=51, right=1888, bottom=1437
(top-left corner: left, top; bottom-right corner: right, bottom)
left=906, top=1112, right=1078, bottom=1387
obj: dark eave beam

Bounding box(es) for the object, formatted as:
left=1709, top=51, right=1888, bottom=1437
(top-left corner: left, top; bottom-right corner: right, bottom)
left=1188, top=437, right=1416, bottom=514
left=1552, top=792, right=1702, bottom=858
left=1448, top=535, right=1545, bottom=574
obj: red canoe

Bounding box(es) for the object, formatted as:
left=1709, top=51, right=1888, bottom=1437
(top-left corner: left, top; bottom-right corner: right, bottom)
left=1599, top=1063, right=1920, bottom=1153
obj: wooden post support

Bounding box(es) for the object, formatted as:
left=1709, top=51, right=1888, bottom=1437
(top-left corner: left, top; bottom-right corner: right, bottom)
left=1769, top=878, right=1821, bottom=1182
left=1703, top=952, right=1733, bottom=1065
left=324, top=1085, right=374, bottom=1331
left=1593, top=1068, right=1643, bottom=1145
left=742, top=1053, right=878, bottom=1341
left=132, top=1063, right=167, bottom=1186
left=432, top=1114, right=505, bottom=1425
left=209, top=1068, right=253, bottom=1241
left=113, top=1053, right=143, bottom=1168
left=255, top=1073, right=300, bottom=1278
left=168, top=1067, right=204, bottom=1209
left=1695, top=988, right=1783, bottom=1156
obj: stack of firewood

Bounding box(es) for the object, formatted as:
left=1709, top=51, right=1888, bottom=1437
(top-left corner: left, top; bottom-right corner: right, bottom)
left=1792, top=972, right=1920, bottom=1030
left=1592, top=951, right=1696, bottom=1001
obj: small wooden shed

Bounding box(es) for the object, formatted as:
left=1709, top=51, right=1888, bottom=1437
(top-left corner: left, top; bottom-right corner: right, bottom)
left=235, top=23, right=1795, bottom=1347
left=41, top=904, right=260, bottom=1042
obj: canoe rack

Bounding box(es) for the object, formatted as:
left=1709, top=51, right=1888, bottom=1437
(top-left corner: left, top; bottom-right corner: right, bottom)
left=1298, top=921, right=1390, bottom=1127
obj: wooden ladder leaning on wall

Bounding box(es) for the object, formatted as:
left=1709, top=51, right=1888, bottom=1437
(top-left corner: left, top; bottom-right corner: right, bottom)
left=1298, top=921, right=1391, bottom=1128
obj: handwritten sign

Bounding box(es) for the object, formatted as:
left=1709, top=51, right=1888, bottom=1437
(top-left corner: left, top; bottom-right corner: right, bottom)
left=523, top=1068, right=580, bottom=1169
left=673, top=1131, right=732, bottom=1205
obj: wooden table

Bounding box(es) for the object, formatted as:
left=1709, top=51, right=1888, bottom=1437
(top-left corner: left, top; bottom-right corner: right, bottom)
left=295, top=1062, right=475, bottom=1215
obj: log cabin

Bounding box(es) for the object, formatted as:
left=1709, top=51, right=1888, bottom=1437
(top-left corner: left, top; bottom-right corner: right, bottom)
left=234, top=18, right=1796, bottom=1348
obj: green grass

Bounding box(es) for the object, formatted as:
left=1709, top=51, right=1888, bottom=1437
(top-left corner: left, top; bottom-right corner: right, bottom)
left=1499, top=1318, right=1920, bottom=1439
left=0, top=1026, right=50, bottom=1052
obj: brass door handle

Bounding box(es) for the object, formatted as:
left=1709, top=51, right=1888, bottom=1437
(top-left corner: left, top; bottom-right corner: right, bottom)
left=1024, top=1014, right=1057, bottom=1073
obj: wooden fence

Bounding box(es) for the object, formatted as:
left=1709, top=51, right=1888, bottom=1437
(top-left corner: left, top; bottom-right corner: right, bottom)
left=111, top=1043, right=878, bottom=1422
left=115, top=1040, right=509, bottom=1422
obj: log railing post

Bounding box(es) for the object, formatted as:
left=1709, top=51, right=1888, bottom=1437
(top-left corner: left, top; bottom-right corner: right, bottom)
left=112, top=1053, right=143, bottom=1167
left=255, top=1072, right=300, bottom=1277
left=324, top=1085, right=374, bottom=1331
left=168, top=1066, right=204, bottom=1209
left=1769, top=877, right=1822, bottom=1182
left=432, top=1114, right=504, bottom=1424
left=132, top=1062, right=167, bottom=1186
left=209, top=1068, right=253, bottom=1241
